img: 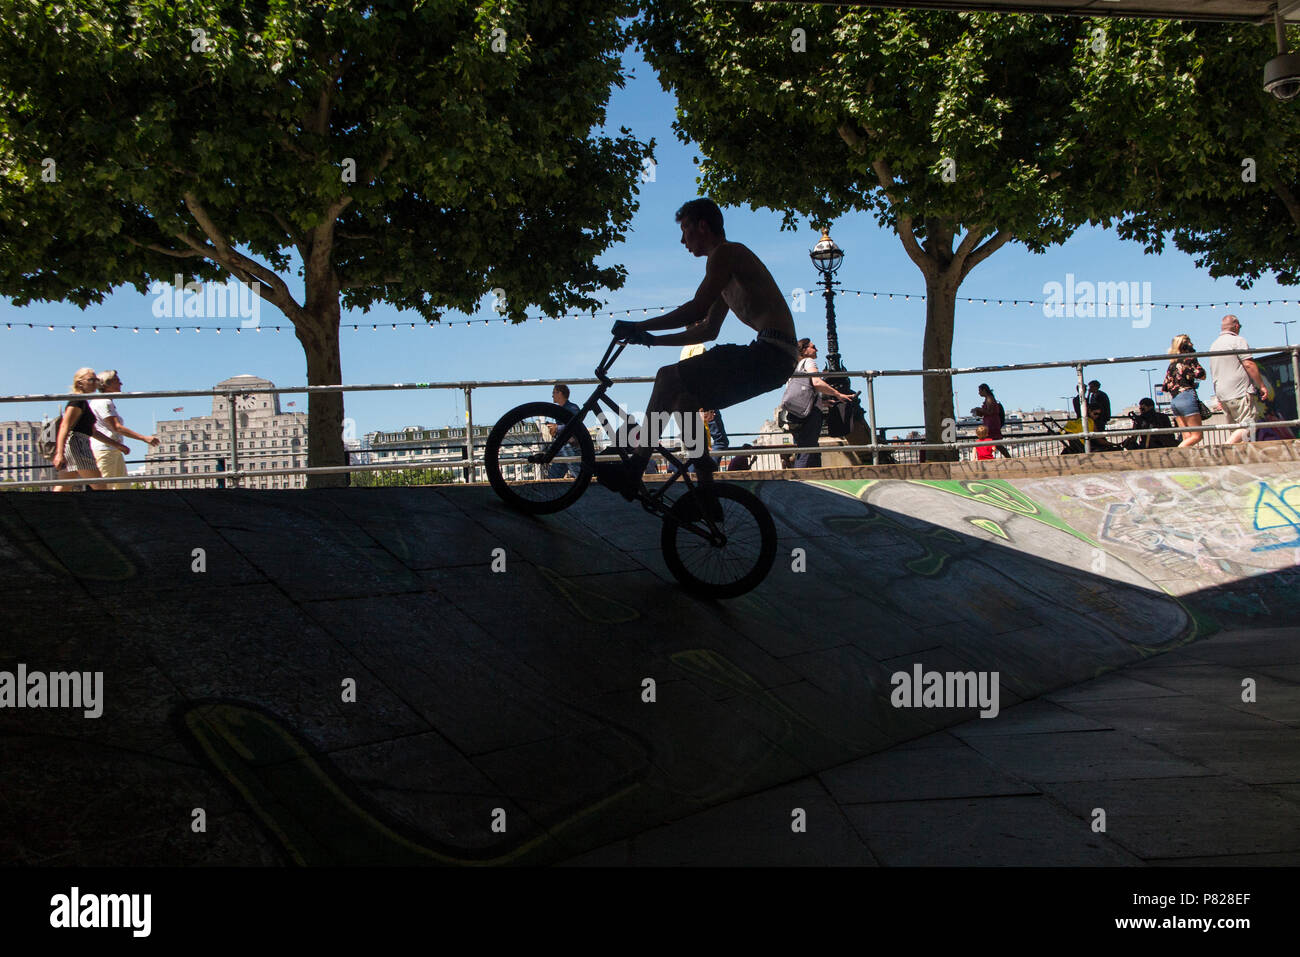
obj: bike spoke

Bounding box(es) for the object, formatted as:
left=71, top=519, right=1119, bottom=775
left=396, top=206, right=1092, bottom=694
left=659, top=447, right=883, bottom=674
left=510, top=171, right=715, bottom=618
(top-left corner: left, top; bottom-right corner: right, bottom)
left=485, top=402, right=593, bottom=515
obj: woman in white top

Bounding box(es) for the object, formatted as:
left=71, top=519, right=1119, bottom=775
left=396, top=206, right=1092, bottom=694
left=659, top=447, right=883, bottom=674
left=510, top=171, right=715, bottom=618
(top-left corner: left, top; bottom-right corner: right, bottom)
left=787, top=339, right=854, bottom=469
left=51, top=368, right=128, bottom=492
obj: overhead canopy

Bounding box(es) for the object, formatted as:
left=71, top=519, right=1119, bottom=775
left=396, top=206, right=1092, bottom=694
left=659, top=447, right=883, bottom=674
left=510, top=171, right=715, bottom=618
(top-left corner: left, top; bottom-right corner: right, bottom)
left=736, top=1, right=1300, bottom=25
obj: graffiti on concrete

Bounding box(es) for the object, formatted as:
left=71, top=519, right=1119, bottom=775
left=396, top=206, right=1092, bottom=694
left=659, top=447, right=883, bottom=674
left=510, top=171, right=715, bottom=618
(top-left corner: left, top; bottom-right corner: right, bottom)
left=1018, top=467, right=1300, bottom=586
left=1251, top=481, right=1300, bottom=552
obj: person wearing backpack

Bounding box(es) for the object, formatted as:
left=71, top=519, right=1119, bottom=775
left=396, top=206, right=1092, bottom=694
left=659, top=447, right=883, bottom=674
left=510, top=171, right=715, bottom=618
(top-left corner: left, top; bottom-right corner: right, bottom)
left=971, top=383, right=1012, bottom=458
left=780, top=339, right=855, bottom=469
left=49, top=368, right=128, bottom=492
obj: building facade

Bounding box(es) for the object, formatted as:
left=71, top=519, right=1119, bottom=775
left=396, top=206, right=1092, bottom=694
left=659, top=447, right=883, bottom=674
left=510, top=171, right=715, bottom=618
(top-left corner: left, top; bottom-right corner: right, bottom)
left=144, top=375, right=309, bottom=489
left=366, top=419, right=592, bottom=483
left=0, top=421, right=48, bottom=486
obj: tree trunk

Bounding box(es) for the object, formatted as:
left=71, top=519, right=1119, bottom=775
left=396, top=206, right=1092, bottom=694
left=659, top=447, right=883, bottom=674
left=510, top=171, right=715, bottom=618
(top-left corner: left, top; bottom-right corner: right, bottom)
left=295, top=300, right=348, bottom=489
left=922, top=273, right=959, bottom=463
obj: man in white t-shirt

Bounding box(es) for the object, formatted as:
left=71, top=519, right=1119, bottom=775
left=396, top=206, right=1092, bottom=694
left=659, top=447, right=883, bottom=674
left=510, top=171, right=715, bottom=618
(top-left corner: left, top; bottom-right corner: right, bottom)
left=1208, top=315, right=1268, bottom=444
left=90, top=370, right=160, bottom=489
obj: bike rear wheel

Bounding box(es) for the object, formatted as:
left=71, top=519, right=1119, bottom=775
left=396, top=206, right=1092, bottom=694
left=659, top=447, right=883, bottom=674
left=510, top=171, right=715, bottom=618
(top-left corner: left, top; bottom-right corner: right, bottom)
left=485, top=402, right=594, bottom=514
left=661, top=483, right=777, bottom=599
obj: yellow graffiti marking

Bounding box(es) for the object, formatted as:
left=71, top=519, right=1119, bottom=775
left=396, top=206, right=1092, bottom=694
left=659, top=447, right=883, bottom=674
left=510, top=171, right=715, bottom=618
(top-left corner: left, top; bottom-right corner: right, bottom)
left=183, top=702, right=641, bottom=866
left=968, top=517, right=1009, bottom=540
left=536, top=564, right=639, bottom=624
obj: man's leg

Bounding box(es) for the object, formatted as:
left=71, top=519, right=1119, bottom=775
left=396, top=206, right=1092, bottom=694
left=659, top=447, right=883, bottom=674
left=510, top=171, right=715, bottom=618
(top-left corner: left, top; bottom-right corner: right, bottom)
left=94, top=448, right=128, bottom=489
left=597, top=362, right=700, bottom=496
left=1222, top=395, right=1255, bottom=443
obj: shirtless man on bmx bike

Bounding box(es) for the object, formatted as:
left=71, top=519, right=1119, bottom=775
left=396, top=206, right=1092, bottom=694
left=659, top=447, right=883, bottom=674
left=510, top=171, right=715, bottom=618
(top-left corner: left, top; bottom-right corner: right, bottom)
left=599, top=198, right=801, bottom=493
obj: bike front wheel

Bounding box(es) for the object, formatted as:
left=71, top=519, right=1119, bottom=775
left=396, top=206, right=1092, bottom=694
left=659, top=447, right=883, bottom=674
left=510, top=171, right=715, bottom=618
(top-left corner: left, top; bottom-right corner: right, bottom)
left=485, top=402, right=594, bottom=514
left=661, top=483, right=777, bottom=599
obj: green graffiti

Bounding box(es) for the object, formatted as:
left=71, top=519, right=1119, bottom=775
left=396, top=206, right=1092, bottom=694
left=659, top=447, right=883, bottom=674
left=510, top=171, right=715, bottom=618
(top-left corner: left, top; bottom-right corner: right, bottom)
left=808, top=479, right=877, bottom=500
left=822, top=510, right=959, bottom=576
left=909, top=478, right=1097, bottom=547
left=180, top=701, right=641, bottom=866
left=968, top=517, right=1009, bottom=540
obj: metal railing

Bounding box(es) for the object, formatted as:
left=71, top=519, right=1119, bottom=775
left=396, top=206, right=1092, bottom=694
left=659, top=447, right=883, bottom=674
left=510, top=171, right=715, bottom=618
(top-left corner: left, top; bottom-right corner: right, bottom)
left=1, top=344, right=1296, bottom=489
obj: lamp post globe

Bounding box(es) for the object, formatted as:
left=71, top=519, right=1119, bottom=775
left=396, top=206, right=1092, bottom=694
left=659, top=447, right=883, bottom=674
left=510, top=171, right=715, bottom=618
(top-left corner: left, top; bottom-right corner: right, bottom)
left=809, top=227, right=846, bottom=376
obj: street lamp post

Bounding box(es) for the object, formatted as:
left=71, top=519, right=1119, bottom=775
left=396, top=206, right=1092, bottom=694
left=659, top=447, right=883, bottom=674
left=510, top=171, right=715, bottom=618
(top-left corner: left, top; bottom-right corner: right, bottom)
left=1141, top=367, right=1158, bottom=401
left=1275, top=320, right=1295, bottom=347
left=809, top=228, right=846, bottom=379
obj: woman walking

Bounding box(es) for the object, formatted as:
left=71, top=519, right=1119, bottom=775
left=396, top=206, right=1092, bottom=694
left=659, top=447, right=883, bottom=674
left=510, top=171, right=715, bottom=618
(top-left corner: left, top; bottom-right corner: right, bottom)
left=971, top=383, right=1012, bottom=457
left=782, top=339, right=854, bottom=469
left=1163, top=334, right=1207, bottom=447
left=51, top=368, right=128, bottom=492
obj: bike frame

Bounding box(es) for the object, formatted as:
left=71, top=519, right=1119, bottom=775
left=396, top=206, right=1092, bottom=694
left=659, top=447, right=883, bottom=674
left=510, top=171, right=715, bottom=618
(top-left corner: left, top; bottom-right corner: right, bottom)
left=532, top=337, right=721, bottom=534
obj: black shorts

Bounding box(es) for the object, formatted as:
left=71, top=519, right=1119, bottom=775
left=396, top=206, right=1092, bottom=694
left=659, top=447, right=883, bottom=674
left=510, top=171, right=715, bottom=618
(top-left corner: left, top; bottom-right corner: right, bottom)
left=676, top=340, right=798, bottom=411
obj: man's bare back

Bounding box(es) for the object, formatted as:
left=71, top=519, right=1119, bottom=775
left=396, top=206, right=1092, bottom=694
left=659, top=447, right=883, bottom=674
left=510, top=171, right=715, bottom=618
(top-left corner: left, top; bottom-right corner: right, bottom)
left=714, top=241, right=797, bottom=343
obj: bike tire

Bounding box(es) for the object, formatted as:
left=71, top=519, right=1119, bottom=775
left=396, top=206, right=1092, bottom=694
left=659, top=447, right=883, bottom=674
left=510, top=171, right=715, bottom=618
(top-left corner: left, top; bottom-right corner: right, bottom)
left=485, top=402, right=594, bottom=514
left=661, top=483, right=777, bottom=599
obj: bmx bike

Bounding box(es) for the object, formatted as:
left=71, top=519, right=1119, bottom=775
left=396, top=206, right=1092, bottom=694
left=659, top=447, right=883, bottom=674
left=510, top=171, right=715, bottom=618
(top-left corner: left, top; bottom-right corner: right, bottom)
left=483, top=336, right=777, bottom=599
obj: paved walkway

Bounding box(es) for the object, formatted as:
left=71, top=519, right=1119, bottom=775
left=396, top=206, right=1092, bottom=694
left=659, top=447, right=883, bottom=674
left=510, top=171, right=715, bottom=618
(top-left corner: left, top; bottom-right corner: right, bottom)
left=2, top=464, right=1296, bottom=865
left=560, top=626, right=1300, bottom=865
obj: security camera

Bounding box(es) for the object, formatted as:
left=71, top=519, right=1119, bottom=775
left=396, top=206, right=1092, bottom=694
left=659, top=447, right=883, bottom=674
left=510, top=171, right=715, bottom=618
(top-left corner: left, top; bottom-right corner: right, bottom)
left=1264, top=52, right=1300, bottom=101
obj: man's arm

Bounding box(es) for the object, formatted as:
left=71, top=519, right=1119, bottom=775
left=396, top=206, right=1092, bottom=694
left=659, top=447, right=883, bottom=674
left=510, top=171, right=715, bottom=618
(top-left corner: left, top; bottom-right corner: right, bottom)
left=90, top=429, right=128, bottom=451
left=104, top=415, right=155, bottom=445
left=638, top=245, right=734, bottom=333
left=645, top=299, right=728, bottom=347
left=1240, top=358, right=1267, bottom=393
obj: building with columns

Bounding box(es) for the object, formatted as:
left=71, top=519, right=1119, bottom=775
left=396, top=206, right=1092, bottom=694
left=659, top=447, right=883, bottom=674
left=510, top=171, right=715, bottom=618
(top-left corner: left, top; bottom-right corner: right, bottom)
left=144, top=375, right=309, bottom=489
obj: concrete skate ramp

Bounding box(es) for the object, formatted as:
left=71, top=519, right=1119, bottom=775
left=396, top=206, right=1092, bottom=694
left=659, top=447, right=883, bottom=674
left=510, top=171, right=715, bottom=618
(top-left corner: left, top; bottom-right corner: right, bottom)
left=1, top=458, right=1297, bottom=864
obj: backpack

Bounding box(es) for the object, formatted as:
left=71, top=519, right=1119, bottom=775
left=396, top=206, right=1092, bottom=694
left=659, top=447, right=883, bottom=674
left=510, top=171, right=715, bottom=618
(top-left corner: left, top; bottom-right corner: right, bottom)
left=37, top=412, right=62, bottom=460
left=779, top=367, right=816, bottom=419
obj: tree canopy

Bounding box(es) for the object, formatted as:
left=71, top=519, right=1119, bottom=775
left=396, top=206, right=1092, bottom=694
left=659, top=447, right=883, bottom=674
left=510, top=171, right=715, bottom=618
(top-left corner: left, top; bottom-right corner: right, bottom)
left=1089, top=19, right=1299, bottom=289
left=0, top=0, right=651, bottom=483
left=635, top=2, right=1291, bottom=445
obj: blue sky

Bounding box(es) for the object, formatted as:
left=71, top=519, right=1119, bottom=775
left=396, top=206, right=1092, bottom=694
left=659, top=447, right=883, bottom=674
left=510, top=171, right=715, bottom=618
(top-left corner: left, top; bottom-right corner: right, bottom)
left=2, top=45, right=1297, bottom=444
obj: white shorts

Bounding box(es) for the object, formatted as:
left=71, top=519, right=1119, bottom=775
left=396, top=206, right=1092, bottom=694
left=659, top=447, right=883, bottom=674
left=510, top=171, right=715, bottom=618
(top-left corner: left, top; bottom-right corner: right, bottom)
left=94, top=447, right=128, bottom=486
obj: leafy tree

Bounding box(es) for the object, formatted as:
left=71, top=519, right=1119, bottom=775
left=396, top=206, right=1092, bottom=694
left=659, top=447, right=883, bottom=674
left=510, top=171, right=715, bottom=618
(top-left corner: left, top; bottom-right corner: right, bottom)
left=634, top=3, right=1258, bottom=451
left=0, top=0, right=650, bottom=485
left=352, top=466, right=456, bottom=487
left=1090, top=20, right=1300, bottom=289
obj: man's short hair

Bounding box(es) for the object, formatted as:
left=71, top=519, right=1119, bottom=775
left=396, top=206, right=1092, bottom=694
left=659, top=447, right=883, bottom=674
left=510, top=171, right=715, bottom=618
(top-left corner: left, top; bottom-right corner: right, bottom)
left=675, top=198, right=724, bottom=237
left=553, top=383, right=570, bottom=400
left=1088, top=380, right=1101, bottom=390
left=1138, top=398, right=1154, bottom=410
left=98, top=370, right=118, bottom=389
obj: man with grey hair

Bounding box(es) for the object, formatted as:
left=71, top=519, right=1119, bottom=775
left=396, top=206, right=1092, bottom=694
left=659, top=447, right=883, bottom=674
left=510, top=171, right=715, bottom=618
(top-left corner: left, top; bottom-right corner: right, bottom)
left=1209, top=315, right=1268, bottom=443
left=89, top=370, right=159, bottom=489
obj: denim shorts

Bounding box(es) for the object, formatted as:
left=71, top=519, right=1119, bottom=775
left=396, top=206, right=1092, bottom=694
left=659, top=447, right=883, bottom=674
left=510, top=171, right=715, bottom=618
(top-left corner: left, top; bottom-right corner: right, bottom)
left=1169, top=389, right=1200, bottom=418
left=677, top=339, right=798, bottom=411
